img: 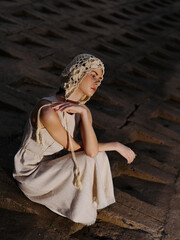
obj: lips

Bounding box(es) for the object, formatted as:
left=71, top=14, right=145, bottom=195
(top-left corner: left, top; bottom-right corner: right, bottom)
left=91, top=88, right=96, bottom=92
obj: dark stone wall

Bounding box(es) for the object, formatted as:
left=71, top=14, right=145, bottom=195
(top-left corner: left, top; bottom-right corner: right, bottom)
left=0, top=0, right=180, bottom=239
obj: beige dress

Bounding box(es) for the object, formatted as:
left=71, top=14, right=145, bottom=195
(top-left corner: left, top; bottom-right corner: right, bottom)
left=13, top=95, right=115, bottom=225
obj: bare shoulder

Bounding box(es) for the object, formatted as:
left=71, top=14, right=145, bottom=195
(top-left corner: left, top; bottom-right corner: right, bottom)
left=39, top=99, right=53, bottom=115
left=31, top=99, right=56, bottom=128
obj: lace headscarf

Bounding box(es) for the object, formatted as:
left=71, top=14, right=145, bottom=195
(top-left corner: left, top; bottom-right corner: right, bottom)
left=60, top=53, right=105, bottom=104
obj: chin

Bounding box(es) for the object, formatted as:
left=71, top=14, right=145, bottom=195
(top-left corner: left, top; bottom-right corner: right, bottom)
left=89, top=92, right=95, bottom=97
left=86, top=92, right=94, bottom=97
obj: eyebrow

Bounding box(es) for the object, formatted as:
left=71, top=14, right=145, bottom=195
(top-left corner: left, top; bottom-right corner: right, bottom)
left=91, top=70, right=103, bottom=80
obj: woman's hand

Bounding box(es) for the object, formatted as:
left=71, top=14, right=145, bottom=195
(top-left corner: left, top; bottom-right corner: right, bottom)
left=115, top=142, right=136, bottom=164
left=51, top=101, right=87, bottom=115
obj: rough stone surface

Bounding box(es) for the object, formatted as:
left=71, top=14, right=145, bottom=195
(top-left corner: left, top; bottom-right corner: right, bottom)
left=0, top=0, right=180, bottom=239
left=163, top=171, right=180, bottom=240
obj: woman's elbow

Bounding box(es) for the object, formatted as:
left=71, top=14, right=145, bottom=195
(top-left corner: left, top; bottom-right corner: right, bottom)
left=83, top=143, right=99, bottom=158
left=86, top=150, right=99, bottom=158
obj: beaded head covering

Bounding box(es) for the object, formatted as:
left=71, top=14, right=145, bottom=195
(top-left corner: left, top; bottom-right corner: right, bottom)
left=60, top=53, right=105, bottom=104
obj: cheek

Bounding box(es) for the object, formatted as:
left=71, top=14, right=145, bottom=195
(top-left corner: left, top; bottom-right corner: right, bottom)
left=79, top=77, right=91, bottom=89
left=79, top=81, right=86, bottom=90
left=78, top=81, right=87, bottom=93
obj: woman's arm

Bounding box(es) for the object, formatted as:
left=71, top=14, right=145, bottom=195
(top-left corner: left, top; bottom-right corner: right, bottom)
left=80, top=109, right=99, bottom=158
left=78, top=105, right=136, bottom=162
left=52, top=102, right=99, bottom=157
left=40, top=105, right=82, bottom=152
left=98, top=142, right=136, bottom=164
left=49, top=101, right=136, bottom=162
left=40, top=101, right=99, bottom=157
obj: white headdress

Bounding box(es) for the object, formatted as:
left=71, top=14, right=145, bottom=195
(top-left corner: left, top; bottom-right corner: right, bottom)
left=60, top=53, right=105, bottom=104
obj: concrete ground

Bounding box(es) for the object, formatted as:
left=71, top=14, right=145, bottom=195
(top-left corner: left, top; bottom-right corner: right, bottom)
left=0, top=0, right=180, bottom=239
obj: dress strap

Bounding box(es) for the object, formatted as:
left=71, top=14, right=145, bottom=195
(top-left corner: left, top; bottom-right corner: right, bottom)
left=36, top=96, right=56, bottom=144
left=36, top=103, right=52, bottom=145
left=64, top=112, right=82, bottom=190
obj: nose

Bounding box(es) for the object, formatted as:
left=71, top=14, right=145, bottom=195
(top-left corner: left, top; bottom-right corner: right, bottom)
left=95, top=79, right=101, bottom=86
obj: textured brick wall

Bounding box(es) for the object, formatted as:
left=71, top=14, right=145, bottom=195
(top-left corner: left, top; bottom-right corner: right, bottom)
left=0, top=0, right=180, bottom=239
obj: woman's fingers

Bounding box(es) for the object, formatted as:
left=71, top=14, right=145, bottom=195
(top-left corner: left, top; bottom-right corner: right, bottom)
left=126, top=149, right=136, bottom=164
left=127, top=156, right=134, bottom=164
left=52, top=102, right=71, bottom=111
left=52, top=103, right=82, bottom=114
left=51, top=101, right=71, bottom=107
left=51, top=101, right=83, bottom=114
left=116, top=142, right=136, bottom=164
left=59, top=105, right=73, bottom=112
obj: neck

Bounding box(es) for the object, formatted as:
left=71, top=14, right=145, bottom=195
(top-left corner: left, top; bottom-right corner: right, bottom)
left=66, top=88, right=84, bottom=103
left=56, top=90, right=84, bottom=103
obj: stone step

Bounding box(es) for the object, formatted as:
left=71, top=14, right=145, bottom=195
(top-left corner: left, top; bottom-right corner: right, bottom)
left=72, top=220, right=153, bottom=240
left=0, top=84, right=36, bottom=113
left=163, top=172, right=180, bottom=240
left=109, top=151, right=176, bottom=185
left=97, top=188, right=165, bottom=238
left=95, top=84, right=146, bottom=106
left=129, top=99, right=180, bottom=143
left=0, top=207, right=83, bottom=240
left=90, top=106, right=130, bottom=129
left=98, top=122, right=180, bottom=150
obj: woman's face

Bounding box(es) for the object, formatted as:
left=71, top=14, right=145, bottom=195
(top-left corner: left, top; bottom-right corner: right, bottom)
left=78, top=68, right=103, bottom=97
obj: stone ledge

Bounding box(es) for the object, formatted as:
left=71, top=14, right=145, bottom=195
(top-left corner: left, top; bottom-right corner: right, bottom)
left=97, top=188, right=165, bottom=238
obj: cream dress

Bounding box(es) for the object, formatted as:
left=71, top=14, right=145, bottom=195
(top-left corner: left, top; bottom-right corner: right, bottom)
left=13, top=95, right=115, bottom=225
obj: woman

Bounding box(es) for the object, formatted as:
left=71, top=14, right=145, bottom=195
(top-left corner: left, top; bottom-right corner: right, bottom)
left=13, top=53, right=136, bottom=225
